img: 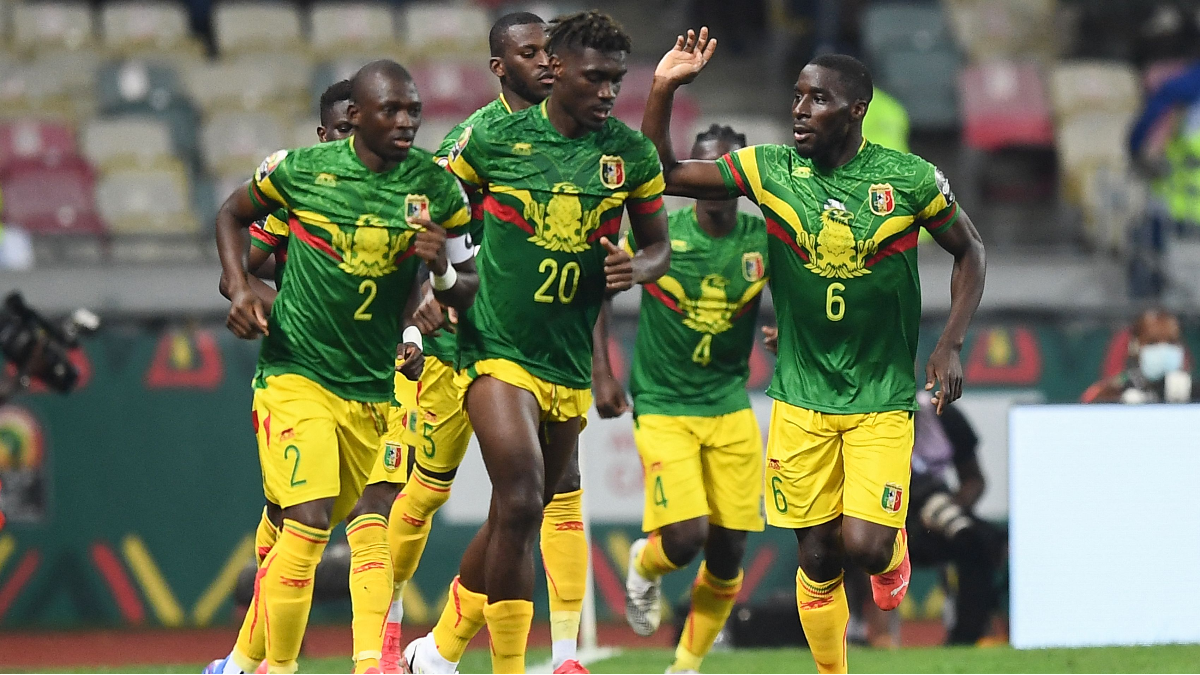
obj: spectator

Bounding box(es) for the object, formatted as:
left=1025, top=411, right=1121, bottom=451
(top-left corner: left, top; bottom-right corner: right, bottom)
left=1082, top=308, right=1197, bottom=403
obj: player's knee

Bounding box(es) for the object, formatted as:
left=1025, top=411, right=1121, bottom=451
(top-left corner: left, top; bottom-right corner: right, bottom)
left=402, top=471, right=453, bottom=519
left=351, top=483, right=400, bottom=521
left=842, top=527, right=894, bottom=574
left=705, top=527, right=748, bottom=579
left=661, top=518, right=708, bottom=566
left=283, top=500, right=333, bottom=531
left=265, top=502, right=283, bottom=529
left=493, top=483, right=545, bottom=536
left=796, top=525, right=844, bottom=580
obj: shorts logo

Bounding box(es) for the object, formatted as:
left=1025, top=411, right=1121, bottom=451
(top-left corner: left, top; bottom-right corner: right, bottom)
left=600, top=155, right=625, bottom=189
left=768, top=458, right=782, bottom=471
left=279, top=427, right=295, bottom=442
left=383, top=442, right=401, bottom=471
left=881, top=482, right=904, bottom=513
left=742, top=251, right=765, bottom=282
left=405, top=195, right=430, bottom=224
left=448, top=126, right=471, bottom=163
left=868, top=183, right=895, bottom=216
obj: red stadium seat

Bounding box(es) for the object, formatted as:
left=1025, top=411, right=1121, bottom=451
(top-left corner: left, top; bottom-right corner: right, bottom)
left=409, top=61, right=498, bottom=118
left=960, top=61, right=1054, bottom=151
left=0, top=120, right=76, bottom=170
left=0, top=156, right=105, bottom=236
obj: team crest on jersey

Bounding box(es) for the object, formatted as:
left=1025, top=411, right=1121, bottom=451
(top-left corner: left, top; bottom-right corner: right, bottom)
left=868, top=183, right=895, bottom=216
left=405, top=194, right=430, bottom=225
left=449, top=126, right=472, bottom=163
left=600, top=155, right=625, bottom=189
left=383, top=442, right=401, bottom=471
left=255, top=149, right=288, bottom=182
left=742, top=252, right=765, bottom=282
left=796, top=199, right=878, bottom=279
left=881, top=482, right=904, bottom=513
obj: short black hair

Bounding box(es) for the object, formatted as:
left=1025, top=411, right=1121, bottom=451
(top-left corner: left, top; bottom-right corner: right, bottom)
left=807, top=53, right=873, bottom=104
left=319, top=79, right=352, bottom=119
left=350, top=59, right=413, bottom=104
left=546, top=10, right=632, bottom=56
left=694, top=124, right=746, bottom=150
left=489, top=11, right=545, bottom=57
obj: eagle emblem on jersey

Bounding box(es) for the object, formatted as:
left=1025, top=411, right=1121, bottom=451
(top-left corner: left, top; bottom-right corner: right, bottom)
left=600, top=155, right=625, bottom=189
left=797, top=199, right=878, bottom=279
left=655, top=273, right=768, bottom=367
left=868, top=183, right=895, bottom=216
left=300, top=211, right=415, bottom=277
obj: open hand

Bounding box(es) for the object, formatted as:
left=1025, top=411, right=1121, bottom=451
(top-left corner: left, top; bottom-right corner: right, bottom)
left=601, top=237, right=634, bottom=292
left=654, top=27, right=717, bottom=87
left=925, top=345, right=964, bottom=414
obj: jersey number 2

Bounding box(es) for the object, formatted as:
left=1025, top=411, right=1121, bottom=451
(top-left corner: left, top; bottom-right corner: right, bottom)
left=355, top=280, right=377, bottom=320
left=534, top=258, right=581, bottom=304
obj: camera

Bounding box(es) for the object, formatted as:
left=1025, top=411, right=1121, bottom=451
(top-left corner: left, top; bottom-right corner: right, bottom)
left=0, top=291, right=100, bottom=394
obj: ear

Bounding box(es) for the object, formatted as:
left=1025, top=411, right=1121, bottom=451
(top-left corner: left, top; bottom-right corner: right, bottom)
left=347, top=102, right=360, bottom=127
left=850, top=99, right=869, bottom=122
left=316, top=126, right=327, bottom=143
left=549, top=53, right=564, bottom=78
left=489, top=56, right=505, bottom=79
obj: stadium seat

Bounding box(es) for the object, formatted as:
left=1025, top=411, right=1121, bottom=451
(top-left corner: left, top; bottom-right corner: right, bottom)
left=0, top=61, right=75, bottom=119
left=400, top=2, right=489, bottom=55
left=1050, top=61, right=1140, bottom=121
left=960, top=60, right=1054, bottom=151
left=310, top=2, right=397, bottom=57
left=212, top=1, right=303, bottom=55
left=97, top=59, right=202, bottom=167
left=12, top=1, right=94, bottom=53
left=100, top=1, right=205, bottom=58
left=877, top=48, right=960, bottom=131
left=200, top=109, right=287, bottom=176
left=942, top=0, right=1057, bottom=62
left=183, top=58, right=309, bottom=114
left=1056, top=111, right=1132, bottom=173
left=33, top=48, right=102, bottom=101
left=409, top=61, right=497, bottom=118
left=861, top=2, right=950, bottom=60
left=82, top=116, right=174, bottom=171
left=0, top=156, right=105, bottom=236
left=0, top=120, right=76, bottom=171
left=95, top=161, right=198, bottom=235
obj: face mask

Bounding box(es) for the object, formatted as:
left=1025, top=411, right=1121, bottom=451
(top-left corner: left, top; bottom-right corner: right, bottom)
left=1138, top=342, right=1185, bottom=381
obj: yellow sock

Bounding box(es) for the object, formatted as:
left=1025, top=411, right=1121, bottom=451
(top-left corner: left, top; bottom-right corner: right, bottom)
left=347, top=513, right=392, bottom=673
left=262, top=520, right=330, bottom=674
left=232, top=509, right=280, bottom=670
left=635, top=531, right=682, bottom=580
left=430, top=576, right=487, bottom=663
left=389, top=471, right=452, bottom=583
left=541, top=489, right=586, bottom=650
left=484, top=599, right=534, bottom=674
left=673, top=563, right=742, bottom=672
left=881, top=529, right=908, bottom=574
left=796, top=568, right=849, bottom=674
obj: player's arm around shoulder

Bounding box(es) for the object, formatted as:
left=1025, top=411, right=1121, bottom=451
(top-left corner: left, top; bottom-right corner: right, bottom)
left=608, top=136, right=672, bottom=292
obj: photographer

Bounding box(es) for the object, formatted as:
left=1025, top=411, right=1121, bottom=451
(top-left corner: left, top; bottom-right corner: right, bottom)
left=1082, top=308, right=1197, bottom=404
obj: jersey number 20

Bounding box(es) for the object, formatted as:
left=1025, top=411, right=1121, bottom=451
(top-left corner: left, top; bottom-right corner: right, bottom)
left=534, top=258, right=581, bottom=304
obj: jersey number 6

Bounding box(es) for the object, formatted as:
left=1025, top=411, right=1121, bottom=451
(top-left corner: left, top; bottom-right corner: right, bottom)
left=825, top=282, right=845, bottom=322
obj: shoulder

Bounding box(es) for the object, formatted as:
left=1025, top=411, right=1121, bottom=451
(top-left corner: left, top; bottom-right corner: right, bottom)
left=737, top=209, right=766, bottom=231
left=863, top=144, right=938, bottom=190
left=600, top=118, right=656, bottom=156
left=438, top=100, right=508, bottom=154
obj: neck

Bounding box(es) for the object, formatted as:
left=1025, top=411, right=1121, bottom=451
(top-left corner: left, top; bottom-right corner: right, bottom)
left=544, top=94, right=589, bottom=139
left=695, top=204, right=738, bottom=238
left=812, top=127, right=864, bottom=172
left=352, top=135, right=398, bottom=173
left=500, top=86, right=539, bottom=112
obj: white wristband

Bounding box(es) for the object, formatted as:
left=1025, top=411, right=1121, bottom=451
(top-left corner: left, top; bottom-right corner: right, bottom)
left=431, top=264, right=458, bottom=291
left=402, top=325, right=423, bottom=351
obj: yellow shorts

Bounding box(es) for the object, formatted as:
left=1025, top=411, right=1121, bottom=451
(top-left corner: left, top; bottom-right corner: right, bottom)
left=412, top=355, right=474, bottom=475
left=764, top=401, right=914, bottom=529
left=253, top=373, right=389, bottom=524
left=456, top=359, right=592, bottom=426
left=634, top=408, right=765, bottom=533
left=367, top=370, right=419, bottom=486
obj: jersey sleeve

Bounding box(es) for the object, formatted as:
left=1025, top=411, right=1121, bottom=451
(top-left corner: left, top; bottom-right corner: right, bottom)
left=625, top=135, right=666, bottom=219
left=435, top=120, right=469, bottom=162
left=248, top=149, right=291, bottom=210
left=250, top=211, right=288, bottom=252
left=427, top=169, right=472, bottom=233
left=715, top=145, right=767, bottom=203
left=445, top=125, right=486, bottom=189
left=911, top=160, right=959, bottom=235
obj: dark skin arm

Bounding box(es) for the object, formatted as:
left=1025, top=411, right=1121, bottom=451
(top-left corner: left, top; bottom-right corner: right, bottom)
left=411, top=219, right=478, bottom=311
left=642, top=28, right=730, bottom=200
left=216, top=182, right=278, bottom=339
left=925, top=208, right=986, bottom=414
left=218, top=244, right=279, bottom=312
left=591, top=299, right=629, bottom=418
left=396, top=278, right=425, bottom=381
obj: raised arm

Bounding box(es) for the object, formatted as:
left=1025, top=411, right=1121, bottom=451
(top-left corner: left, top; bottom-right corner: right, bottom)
left=216, top=181, right=279, bottom=339
left=925, top=207, right=986, bottom=413
left=642, top=28, right=730, bottom=200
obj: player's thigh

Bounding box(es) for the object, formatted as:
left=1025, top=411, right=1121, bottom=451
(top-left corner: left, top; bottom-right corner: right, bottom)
left=633, top=414, right=707, bottom=533
left=330, top=397, right=390, bottom=525
left=465, top=375, right=546, bottom=510
left=841, top=410, right=914, bottom=529
left=699, top=408, right=765, bottom=533
left=540, top=417, right=582, bottom=504
left=415, top=356, right=474, bottom=475
left=253, top=374, right=342, bottom=510
left=764, top=401, right=844, bottom=529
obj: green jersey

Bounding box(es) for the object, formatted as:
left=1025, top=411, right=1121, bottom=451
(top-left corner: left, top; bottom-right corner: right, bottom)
left=717, top=141, right=958, bottom=414
left=421, top=96, right=514, bottom=365
left=628, top=207, right=769, bottom=417
left=447, top=101, right=666, bottom=388
left=249, top=209, right=289, bottom=287
left=249, top=138, right=471, bottom=402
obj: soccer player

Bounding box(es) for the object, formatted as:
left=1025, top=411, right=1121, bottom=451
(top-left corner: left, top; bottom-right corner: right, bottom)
left=211, top=60, right=472, bottom=675
left=382, top=13, right=608, bottom=674
left=404, top=11, right=671, bottom=674
left=642, top=31, right=986, bottom=674
left=213, top=78, right=430, bottom=675
left=615, top=124, right=769, bottom=673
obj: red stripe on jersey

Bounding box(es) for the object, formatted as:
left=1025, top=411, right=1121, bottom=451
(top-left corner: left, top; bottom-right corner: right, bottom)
left=719, top=155, right=748, bottom=196
left=483, top=195, right=535, bottom=234
left=587, top=215, right=622, bottom=243
left=766, top=218, right=808, bottom=262
left=250, top=227, right=281, bottom=248
left=645, top=282, right=684, bottom=315
left=628, top=196, right=664, bottom=216
left=923, top=202, right=958, bottom=234
left=866, top=230, right=918, bottom=267
left=289, top=216, right=342, bottom=261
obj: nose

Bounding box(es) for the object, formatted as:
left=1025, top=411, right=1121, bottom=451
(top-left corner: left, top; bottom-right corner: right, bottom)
left=793, top=96, right=809, bottom=119
left=599, top=81, right=617, bottom=100
left=534, top=49, right=550, bottom=68
left=397, top=110, right=418, bottom=128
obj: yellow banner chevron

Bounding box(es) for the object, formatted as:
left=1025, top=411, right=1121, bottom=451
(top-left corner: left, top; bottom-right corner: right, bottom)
left=122, top=534, right=184, bottom=626
left=193, top=533, right=255, bottom=626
